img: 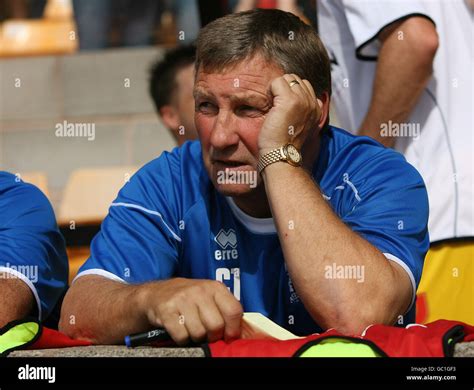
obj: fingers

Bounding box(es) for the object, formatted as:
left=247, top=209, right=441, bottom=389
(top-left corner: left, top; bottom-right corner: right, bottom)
left=180, top=300, right=208, bottom=343
left=284, top=74, right=314, bottom=102
left=213, top=283, right=243, bottom=341
left=151, top=279, right=242, bottom=346
left=302, top=79, right=317, bottom=101
left=197, top=297, right=226, bottom=343
left=300, top=78, right=322, bottom=115
left=269, top=73, right=315, bottom=107
left=284, top=74, right=310, bottom=98
left=285, top=74, right=321, bottom=121
left=269, top=75, right=296, bottom=99
left=299, top=79, right=323, bottom=112
left=161, top=311, right=189, bottom=346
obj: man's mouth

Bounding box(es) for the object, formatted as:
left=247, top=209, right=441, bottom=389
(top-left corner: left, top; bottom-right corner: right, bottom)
left=215, top=160, right=245, bottom=167
left=212, top=159, right=259, bottom=189
left=212, top=159, right=251, bottom=169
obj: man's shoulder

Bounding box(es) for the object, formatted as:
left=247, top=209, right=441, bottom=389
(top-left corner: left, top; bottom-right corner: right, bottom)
left=132, top=141, right=204, bottom=182
left=118, top=141, right=208, bottom=208
left=323, top=126, right=425, bottom=186
left=0, top=171, right=51, bottom=211
left=320, top=128, right=429, bottom=232
left=0, top=171, right=56, bottom=228
left=328, top=125, right=412, bottom=161
left=0, top=171, right=42, bottom=194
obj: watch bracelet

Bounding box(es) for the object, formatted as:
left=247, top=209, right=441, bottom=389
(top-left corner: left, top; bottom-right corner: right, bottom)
left=257, top=147, right=285, bottom=173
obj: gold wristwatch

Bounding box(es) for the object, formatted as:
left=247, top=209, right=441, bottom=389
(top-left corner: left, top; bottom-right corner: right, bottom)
left=257, top=144, right=302, bottom=174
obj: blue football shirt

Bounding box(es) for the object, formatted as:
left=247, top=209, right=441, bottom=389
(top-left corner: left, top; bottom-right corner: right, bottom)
left=78, top=126, right=429, bottom=335
left=0, top=171, right=68, bottom=321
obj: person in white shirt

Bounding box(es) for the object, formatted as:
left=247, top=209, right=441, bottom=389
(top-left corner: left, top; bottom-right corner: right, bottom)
left=317, top=0, right=473, bottom=324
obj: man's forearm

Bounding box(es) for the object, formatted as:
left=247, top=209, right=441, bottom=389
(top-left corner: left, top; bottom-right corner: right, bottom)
left=59, top=276, right=149, bottom=344
left=60, top=276, right=243, bottom=345
left=262, top=163, right=408, bottom=333
left=0, top=275, right=34, bottom=327
left=358, top=17, right=438, bottom=147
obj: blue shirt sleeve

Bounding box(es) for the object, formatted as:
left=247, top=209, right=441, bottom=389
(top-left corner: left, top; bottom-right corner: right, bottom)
left=0, top=172, right=68, bottom=321
left=78, top=150, right=183, bottom=284
left=340, top=150, right=429, bottom=308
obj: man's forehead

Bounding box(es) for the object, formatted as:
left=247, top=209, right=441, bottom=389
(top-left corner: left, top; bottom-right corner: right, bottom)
left=194, top=87, right=270, bottom=106
left=196, top=70, right=269, bottom=89
left=196, top=56, right=282, bottom=85
left=194, top=63, right=282, bottom=100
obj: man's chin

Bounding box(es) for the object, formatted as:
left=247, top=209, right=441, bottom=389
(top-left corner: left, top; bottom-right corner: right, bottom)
left=213, top=182, right=259, bottom=197
left=209, top=163, right=261, bottom=196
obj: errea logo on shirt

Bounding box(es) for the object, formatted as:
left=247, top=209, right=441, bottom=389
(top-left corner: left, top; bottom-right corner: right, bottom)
left=215, top=229, right=237, bottom=248
left=214, top=229, right=238, bottom=260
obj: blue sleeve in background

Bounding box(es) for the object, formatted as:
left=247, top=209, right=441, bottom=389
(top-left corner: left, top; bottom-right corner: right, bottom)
left=0, top=172, right=68, bottom=321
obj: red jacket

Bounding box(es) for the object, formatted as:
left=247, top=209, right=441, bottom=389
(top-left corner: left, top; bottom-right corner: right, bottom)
left=207, top=320, right=474, bottom=357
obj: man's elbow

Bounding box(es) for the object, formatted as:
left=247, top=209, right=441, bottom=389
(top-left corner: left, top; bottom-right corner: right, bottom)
left=58, top=307, right=81, bottom=340
left=58, top=288, right=96, bottom=343
left=407, top=19, right=439, bottom=70
left=59, top=316, right=97, bottom=344
left=323, top=310, right=376, bottom=336
left=315, top=301, right=398, bottom=335
left=384, top=17, right=439, bottom=72
left=58, top=311, right=78, bottom=340
left=417, top=31, right=439, bottom=69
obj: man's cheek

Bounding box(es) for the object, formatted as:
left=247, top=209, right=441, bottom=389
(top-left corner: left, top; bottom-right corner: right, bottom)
left=196, top=118, right=212, bottom=142
left=195, top=115, right=206, bottom=137
left=195, top=117, right=212, bottom=156
left=241, top=123, right=262, bottom=157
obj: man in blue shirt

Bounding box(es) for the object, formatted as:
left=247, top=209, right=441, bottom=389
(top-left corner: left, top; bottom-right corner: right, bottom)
left=61, top=9, right=429, bottom=345
left=0, top=172, right=68, bottom=327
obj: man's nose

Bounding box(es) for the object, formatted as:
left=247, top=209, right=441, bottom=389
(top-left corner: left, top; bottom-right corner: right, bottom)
left=209, top=110, right=239, bottom=149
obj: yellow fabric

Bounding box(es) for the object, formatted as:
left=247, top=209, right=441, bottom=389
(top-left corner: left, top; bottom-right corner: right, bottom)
left=416, top=241, right=473, bottom=324
left=0, top=322, right=39, bottom=355
left=299, top=338, right=381, bottom=357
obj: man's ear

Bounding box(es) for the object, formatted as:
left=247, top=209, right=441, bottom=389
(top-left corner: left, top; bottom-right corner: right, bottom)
left=159, top=105, right=180, bottom=132
left=317, top=92, right=330, bottom=130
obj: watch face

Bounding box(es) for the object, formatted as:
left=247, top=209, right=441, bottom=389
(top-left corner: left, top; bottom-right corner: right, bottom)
left=286, top=145, right=301, bottom=164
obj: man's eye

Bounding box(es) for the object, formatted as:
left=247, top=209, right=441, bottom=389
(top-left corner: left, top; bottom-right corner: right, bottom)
left=238, top=105, right=261, bottom=115
left=197, top=102, right=216, bottom=112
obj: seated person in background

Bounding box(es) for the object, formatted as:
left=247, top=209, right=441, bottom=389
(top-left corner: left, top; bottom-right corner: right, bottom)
left=0, top=171, right=68, bottom=328
left=60, top=9, right=429, bottom=345
left=149, top=44, right=198, bottom=146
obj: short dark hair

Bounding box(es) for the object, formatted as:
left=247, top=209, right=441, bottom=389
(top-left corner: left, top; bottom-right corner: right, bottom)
left=149, top=44, right=196, bottom=111
left=195, top=9, right=331, bottom=98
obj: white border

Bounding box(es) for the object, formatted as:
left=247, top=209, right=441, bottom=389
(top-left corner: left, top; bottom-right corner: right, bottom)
left=72, top=268, right=127, bottom=284
left=225, top=197, right=277, bottom=234
left=0, top=266, right=42, bottom=320
left=383, top=253, right=417, bottom=313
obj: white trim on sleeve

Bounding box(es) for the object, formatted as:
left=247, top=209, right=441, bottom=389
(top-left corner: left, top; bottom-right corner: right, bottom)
left=0, top=266, right=42, bottom=320
left=72, top=269, right=127, bottom=284
left=383, top=253, right=417, bottom=314
left=110, top=202, right=182, bottom=242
